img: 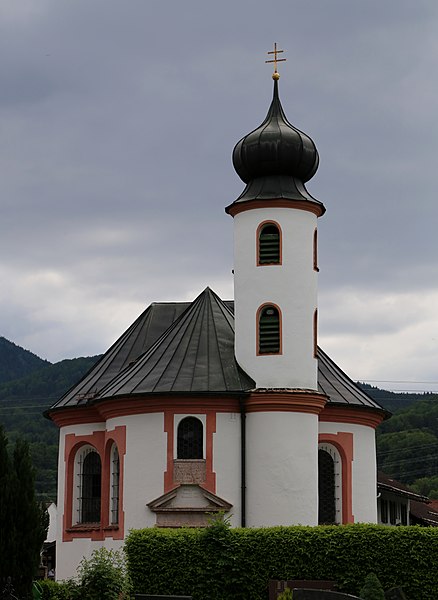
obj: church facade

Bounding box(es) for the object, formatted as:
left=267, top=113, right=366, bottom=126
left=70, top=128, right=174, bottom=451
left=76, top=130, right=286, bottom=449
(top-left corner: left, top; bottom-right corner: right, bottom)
left=48, top=75, right=387, bottom=580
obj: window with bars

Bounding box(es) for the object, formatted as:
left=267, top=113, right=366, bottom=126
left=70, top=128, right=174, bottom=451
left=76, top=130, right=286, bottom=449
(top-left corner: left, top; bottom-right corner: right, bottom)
left=380, top=498, right=388, bottom=524
left=258, top=223, right=280, bottom=265
left=177, top=417, right=203, bottom=459
left=110, top=445, right=120, bottom=525
left=76, top=449, right=101, bottom=524
left=318, top=449, right=336, bottom=525
left=258, top=305, right=281, bottom=354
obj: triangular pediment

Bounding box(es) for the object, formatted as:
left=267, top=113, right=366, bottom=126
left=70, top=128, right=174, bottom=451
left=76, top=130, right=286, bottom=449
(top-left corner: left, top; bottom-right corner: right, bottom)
left=148, top=484, right=232, bottom=513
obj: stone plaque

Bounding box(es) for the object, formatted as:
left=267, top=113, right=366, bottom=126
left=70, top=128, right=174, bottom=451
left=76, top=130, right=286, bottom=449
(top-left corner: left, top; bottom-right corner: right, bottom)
left=173, top=459, right=206, bottom=484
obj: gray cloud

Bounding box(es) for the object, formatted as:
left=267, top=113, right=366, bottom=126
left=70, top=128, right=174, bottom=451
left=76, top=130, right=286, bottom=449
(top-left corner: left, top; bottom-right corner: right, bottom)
left=1, top=0, right=438, bottom=391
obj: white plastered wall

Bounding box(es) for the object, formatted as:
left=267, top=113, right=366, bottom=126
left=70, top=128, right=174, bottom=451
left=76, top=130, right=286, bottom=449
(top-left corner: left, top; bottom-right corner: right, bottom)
left=56, top=414, right=167, bottom=581
left=214, top=412, right=241, bottom=526
left=110, top=412, right=167, bottom=531
left=318, top=421, right=378, bottom=523
left=56, top=538, right=124, bottom=581
left=246, top=411, right=319, bottom=526
left=233, top=207, right=318, bottom=390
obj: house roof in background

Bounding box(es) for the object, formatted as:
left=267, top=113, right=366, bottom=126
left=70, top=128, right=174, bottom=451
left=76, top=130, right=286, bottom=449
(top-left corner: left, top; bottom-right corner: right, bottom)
left=377, top=471, right=429, bottom=503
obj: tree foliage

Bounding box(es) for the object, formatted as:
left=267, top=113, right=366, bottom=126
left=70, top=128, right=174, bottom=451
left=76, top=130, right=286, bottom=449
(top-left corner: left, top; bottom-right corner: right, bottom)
left=38, top=548, right=131, bottom=600
left=376, top=398, right=438, bottom=491
left=0, top=426, right=48, bottom=597
left=125, top=524, right=438, bottom=600
left=359, top=573, right=385, bottom=600
left=0, top=352, right=100, bottom=500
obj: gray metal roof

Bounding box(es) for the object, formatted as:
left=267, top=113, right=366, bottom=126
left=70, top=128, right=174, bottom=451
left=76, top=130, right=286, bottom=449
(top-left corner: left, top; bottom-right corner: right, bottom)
left=317, top=346, right=386, bottom=411
left=49, top=291, right=384, bottom=413
left=51, top=301, right=190, bottom=408
left=97, top=288, right=254, bottom=397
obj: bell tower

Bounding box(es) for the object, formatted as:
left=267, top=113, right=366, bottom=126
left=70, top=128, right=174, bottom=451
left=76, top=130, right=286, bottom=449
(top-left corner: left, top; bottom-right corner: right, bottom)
left=226, top=51, right=325, bottom=391
left=226, top=48, right=327, bottom=527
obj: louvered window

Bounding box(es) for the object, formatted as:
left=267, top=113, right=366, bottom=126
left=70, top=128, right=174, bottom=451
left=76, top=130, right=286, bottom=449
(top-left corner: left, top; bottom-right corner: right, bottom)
left=77, top=449, right=101, bottom=523
left=258, top=223, right=280, bottom=265
left=318, top=449, right=336, bottom=525
left=177, top=417, right=203, bottom=459
left=258, top=305, right=280, bottom=354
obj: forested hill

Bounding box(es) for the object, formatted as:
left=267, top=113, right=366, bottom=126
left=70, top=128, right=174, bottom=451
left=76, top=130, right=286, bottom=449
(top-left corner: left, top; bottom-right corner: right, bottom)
left=0, top=341, right=100, bottom=501
left=376, top=397, right=438, bottom=498
left=358, top=382, right=435, bottom=413
left=1, top=337, right=438, bottom=501
left=0, top=336, right=50, bottom=384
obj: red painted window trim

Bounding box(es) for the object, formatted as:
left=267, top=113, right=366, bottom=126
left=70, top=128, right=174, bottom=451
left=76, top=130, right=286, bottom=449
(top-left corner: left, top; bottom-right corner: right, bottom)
left=313, top=309, right=318, bottom=359
left=164, top=410, right=216, bottom=495
left=318, top=432, right=354, bottom=524
left=256, top=220, right=282, bottom=266
left=256, top=302, right=283, bottom=356
left=63, top=426, right=126, bottom=542
left=313, top=228, right=319, bottom=272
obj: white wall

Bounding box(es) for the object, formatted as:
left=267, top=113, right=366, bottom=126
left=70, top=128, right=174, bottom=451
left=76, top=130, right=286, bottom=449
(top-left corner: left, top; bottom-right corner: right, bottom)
left=112, top=412, right=167, bottom=530
left=233, top=207, right=318, bottom=390
left=319, top=421, right=378, bottom=523
left=214, top=412, right=242, bottom=526
left=246, top=411, right=319, bottom=526
left=56, top=415, right=167, bottom=580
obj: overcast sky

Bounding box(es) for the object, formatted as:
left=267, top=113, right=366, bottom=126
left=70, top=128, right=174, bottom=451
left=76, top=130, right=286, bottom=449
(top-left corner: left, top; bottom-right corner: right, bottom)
left=1, top=0, right=438, bottom=393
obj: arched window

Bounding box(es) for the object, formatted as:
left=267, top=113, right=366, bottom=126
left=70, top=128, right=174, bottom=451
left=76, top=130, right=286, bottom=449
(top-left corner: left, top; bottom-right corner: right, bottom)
left=177, top=417, right=203, bottom=459
left=313, top=309, right=318, bottom=358
left=76, top=448, right=101, bottom=524
left=318, top=444, right=342, bottom=525
left=313, top=228, right=319, bottom=272
left=258, top=304, right=281, bottom=354
left=110, top=445, right=120, bottom=525
left=258, top=222, right=281, bottom=265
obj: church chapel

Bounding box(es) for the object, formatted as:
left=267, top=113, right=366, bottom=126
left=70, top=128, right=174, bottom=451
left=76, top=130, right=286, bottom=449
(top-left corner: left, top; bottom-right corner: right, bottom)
left=48, top=55, right=387, bottom=580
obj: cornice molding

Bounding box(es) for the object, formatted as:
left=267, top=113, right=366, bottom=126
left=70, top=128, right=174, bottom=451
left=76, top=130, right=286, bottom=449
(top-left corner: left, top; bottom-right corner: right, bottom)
left=226, top=198, right=324, bottom=218
left=319, top=405, right=385, bottom=429
left=245, top=390, right=327, bottom=414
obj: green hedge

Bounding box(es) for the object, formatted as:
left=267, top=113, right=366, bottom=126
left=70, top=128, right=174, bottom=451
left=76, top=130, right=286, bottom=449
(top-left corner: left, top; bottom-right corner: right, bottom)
left=125, top=523, right=438, bottom=600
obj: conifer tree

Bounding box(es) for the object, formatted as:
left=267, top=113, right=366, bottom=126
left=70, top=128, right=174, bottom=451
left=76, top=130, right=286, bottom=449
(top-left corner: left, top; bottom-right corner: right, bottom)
left=0, top=427, right=47, bottom=597
left=360, top=573, right=385, bottom=600
left=10, top=438, right=48, bottom=597
left=0, top=425, right=13, bottom=580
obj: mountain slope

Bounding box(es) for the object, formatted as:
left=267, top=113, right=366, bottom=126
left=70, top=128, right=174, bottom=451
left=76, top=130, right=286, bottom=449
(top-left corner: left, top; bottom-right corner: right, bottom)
left=0, top=337, right=50, bottom=384
left=0, top=354, right=101, bottom=500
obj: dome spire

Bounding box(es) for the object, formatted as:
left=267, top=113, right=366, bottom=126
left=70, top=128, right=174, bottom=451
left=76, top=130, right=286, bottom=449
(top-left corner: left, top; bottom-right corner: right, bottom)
left=265, top=42, right=286, bottom=81
left=226, top=47, right=325, bottom=216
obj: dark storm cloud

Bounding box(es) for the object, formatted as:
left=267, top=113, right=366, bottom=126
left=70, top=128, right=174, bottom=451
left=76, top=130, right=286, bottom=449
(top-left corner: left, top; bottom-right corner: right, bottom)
left=1, top=0, right=438, bottom=390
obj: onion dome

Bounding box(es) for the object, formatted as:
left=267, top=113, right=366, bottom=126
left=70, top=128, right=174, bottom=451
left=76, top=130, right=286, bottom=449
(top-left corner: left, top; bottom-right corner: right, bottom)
left=227, top=79, right=325, bottom=215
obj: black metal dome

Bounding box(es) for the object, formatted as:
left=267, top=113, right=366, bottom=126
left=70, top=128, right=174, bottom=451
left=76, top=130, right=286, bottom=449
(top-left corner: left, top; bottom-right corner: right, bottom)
left=233, top=79, right=319, bottom=184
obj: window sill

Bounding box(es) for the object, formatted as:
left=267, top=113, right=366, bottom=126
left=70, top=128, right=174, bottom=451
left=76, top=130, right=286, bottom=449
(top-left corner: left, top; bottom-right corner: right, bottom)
left=66, top=524, right=101, bottom=533
left=66, top=523, right=119, bottom=533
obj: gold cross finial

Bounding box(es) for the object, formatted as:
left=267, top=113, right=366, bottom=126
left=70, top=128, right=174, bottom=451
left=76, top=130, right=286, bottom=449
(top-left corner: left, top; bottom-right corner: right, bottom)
left=265, top=42, right=286, bottom=80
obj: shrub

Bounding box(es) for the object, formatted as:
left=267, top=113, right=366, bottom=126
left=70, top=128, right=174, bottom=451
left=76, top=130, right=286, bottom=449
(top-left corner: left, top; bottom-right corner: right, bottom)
left=278, top=588, right=294, bottom=600
left=77, top=548, right=131, bottom=599
left=359, top=573, right=385, bottom=600
left=125, top=523, right=438, bottom=600
left=38, top=548, right=130, bottom=599
left=38, top=578, right=80, bottom=599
